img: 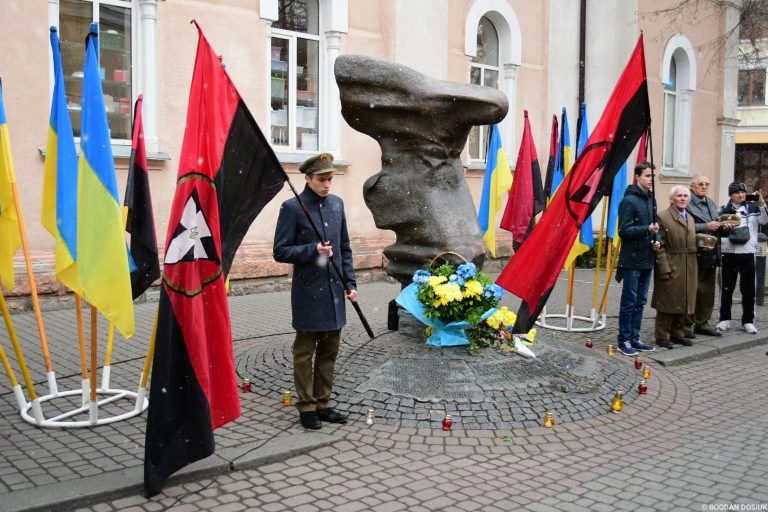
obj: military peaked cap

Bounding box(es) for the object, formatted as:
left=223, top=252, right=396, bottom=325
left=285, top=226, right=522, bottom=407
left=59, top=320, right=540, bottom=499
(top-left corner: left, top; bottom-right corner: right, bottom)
left=299, top=153, right=334, bottom=175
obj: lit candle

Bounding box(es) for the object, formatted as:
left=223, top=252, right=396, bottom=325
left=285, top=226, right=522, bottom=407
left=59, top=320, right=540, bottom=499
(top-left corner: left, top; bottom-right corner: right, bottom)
left=638, top=379, right=647, bottom=395
left=634, top=356, right=643, bottom=369
left=442, top=414, right=453, bottom=431
left=642, top=367, right=651, bottom=379
left=610, top=389, right=624, bottom=413
left=606, top=345, right=615, bottom=356
left=241, top=378, right=251, bottom=393
left=366, top=408, right=375, bottom=425
left=543, top=410, right=555, bottom=428
left=282, top=390, right=293, bottom=406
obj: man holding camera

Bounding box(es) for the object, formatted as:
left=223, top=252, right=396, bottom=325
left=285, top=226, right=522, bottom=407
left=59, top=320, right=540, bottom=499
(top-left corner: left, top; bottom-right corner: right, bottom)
left=717, top=182, right=768, bottom=334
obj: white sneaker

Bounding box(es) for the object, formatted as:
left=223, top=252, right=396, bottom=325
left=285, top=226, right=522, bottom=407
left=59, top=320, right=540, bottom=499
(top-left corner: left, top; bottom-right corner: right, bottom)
left=743, top=323, right=758, bottom=334
left=716, top=320, right=730, bottom=332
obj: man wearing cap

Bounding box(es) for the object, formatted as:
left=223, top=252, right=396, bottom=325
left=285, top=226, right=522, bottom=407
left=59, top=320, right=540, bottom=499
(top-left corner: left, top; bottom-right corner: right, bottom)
left=274, top=153, right=358, bottom=429
left=717, top=181, right=768, bottom=334
left=684, top=174, right=727, bottom=337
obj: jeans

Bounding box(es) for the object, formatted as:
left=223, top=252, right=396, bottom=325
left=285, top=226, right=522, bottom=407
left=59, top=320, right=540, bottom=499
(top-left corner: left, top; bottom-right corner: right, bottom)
left=618, top=268, right=652, bottom=343
left=720, top=253, right=756, bottom=324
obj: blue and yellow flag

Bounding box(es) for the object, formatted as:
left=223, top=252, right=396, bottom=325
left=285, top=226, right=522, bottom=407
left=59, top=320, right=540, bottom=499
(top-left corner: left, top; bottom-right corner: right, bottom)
left=564, top=102, right=593, bottom=268
left=607, top=161, right=628, bottom=247
left=478, top=124, right=513, bottom=257
left=42, top=27, right=81, bottom=294
left=77, top=23, right=134, bottom=338
left=0, top=80, right=22, bottom=291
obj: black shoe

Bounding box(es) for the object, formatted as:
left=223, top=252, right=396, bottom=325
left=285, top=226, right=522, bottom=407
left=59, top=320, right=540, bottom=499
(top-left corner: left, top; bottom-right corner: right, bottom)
left=671, top=337, right=693, bottom=346
left=299, top=411, right=321, bottom=429
left=316, top=408, right=347, bottom=424
left=683, top=330, right=696, bottom=339
left=656, top=339, right=673, bottom=348
left=694, top=327, right=722, bottom=337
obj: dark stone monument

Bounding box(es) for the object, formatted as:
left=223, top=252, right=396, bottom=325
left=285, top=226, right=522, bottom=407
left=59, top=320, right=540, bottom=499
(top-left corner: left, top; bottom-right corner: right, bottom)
left=334, top=55, right=508, bottom=287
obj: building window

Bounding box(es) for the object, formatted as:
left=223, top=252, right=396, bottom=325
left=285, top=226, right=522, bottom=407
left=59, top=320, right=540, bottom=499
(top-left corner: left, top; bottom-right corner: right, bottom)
left=468, top=16, right=500, bottom=162
left=662, top=57, right=677, bottom=169
left=270, top=0, right=320, bottom=152
left=59, top=0, right=135, bottom=141
left=738, top=69, right=766, bottom=106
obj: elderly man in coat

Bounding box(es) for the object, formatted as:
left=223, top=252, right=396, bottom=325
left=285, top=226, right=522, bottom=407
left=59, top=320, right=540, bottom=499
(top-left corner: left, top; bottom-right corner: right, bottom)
left=652, top=185, right=698, bottom=348
left=273, top=153, right=358, bottom=430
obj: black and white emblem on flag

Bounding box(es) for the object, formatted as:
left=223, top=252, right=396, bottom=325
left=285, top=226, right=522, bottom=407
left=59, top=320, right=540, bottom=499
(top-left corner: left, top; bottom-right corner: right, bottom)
left=164, top=189, right=219, bottom=265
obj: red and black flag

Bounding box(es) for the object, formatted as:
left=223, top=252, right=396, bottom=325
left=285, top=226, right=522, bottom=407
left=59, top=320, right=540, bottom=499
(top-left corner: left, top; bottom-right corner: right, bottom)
left=497, top=35, right=651, bottom=333
left=500, top=111, right=545, bottom=245
left=542, top=114, right=559, bottom=202
left=144, top=22, right=286, bottom=497
left=125, top=94, right=160, bottom=299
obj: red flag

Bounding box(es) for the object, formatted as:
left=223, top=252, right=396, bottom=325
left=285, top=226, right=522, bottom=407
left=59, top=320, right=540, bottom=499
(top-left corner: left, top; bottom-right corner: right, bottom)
left=124, top=95, right=160, bottom=299
left=144, top=22, right=286, bottom=497
left=542, top=114, right=559, bottom=202
left=500, top=111, right=545, bottom=244
left=633, top=129, right=648, bottom=184
left=497, top=35, right=651, bottom=332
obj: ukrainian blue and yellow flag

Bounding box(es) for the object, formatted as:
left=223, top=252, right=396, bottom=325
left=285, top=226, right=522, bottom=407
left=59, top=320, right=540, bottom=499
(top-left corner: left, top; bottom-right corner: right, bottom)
left=607, top=161, right=628, bottom=247
left=42, top=27, right=81, bottom=294
left=77, top=23, right=134, bottom=338
left=0, top=80, right=22, bottom=291
left=564, top=103, right=593, bottom=269
left=478, top=124, right=513, bottom=257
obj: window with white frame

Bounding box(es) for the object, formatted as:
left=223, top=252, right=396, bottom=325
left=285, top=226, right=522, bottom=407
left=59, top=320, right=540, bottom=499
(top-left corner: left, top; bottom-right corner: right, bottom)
left=662, top=57, right=677, bottom=170
left=59, top=0, right=135, bottom=141
left=270, top=0, right=320, bottom=152
left=468, top=16, right=500, bottom=161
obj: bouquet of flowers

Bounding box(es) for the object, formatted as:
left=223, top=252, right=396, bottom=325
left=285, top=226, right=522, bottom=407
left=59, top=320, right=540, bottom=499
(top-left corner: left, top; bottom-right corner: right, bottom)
left=396, top=261, right=505, bottom=347
left=466, top=306, right=537, bottom=356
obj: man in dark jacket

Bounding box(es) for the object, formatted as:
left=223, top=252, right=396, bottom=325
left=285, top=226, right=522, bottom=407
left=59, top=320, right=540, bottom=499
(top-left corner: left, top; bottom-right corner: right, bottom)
left=616, top=162, right=660, bottom=356
left=684, top=174, right=726, bottom=337
left=273, top=153, right=358, bottom=429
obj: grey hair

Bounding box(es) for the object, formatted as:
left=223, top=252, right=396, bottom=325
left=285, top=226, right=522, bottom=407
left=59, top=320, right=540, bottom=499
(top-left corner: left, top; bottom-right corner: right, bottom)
left=669, top=184, right=689, bottom=200
left=690, top=173, right=708, bottom=185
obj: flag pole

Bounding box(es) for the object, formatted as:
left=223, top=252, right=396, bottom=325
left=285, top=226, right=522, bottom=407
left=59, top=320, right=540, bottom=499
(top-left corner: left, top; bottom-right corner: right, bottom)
left=9, top=180, right=57, bottom=395
left=89, top=305, right=98, bottom=424
left=0, top=296, right=30, bottom=412
left=135, top=309, right=158, bottom=411
left=280, top=175, right=375, bottom=339
left=75, top=294, right=90, bottom=406
left=0, top=292, right=43, bottom=423
left=566, top=261, right=575, bottom=330
left=599, top=239, right=621, bottom=316
left=590, top=197, right=608, bottom=324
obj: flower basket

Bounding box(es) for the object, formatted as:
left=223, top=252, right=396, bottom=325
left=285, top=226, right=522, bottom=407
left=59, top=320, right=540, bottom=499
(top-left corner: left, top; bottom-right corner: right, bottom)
left=396, top=255, right=502, bottom=347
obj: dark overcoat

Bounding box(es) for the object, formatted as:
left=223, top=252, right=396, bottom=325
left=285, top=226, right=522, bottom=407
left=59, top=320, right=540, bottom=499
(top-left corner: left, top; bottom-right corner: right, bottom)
left=273, top=185, right=356, bottom=332
left=651, top=206, right=697, bottom=314
left=618, top=184, right=656, bottom=270
left=686, top=192, right=721, bottom=268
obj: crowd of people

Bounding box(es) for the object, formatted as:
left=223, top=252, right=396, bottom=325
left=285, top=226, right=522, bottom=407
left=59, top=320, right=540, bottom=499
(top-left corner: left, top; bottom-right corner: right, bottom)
left=616, top=164, right=768, bottom=356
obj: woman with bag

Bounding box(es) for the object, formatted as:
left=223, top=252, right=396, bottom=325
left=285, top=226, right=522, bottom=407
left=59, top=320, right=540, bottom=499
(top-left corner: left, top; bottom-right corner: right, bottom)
left=717, top=182, right=768, bottom=334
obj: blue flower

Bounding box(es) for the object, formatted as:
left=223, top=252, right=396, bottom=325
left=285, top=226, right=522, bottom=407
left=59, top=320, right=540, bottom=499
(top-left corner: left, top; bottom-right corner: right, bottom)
left=448, top=274, right=465, bottom=287
left=413, top=269, right=432, bottom=285
left=483, top=283, right=504, bottom=300
left=456, top=262, right=477, bottom=280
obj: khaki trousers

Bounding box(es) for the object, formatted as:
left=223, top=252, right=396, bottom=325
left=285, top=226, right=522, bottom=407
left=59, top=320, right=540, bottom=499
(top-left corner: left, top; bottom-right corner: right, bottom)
left=292, top=330, right=341, bottom=413
left=655, top=312, right=686, bottom=340
left=685, top=266, right=717, bottom=330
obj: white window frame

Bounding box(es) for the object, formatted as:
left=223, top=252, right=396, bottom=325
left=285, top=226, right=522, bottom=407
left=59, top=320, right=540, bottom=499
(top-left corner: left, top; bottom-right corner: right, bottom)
left=269, top=25, right=321, bottom=153
left=49, top=0, right=160, bottom=155
left=262, top=0, right=348, bottom=162
left=464, top=0, right=521, bottom=165
left=468, top=17, right=500, bottom=164
left=660, top=33, right=697, bottom=176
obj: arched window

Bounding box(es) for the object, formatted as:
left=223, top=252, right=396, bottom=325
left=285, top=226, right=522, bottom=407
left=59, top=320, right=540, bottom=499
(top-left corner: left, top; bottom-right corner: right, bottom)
left=660, top=34, right=697, bottom=176
left=270, top=0, right=320, bottom=152
left=662, top=57, right=677, bottom=169
left=468, top=16, right=500, bottom=161
left=464, top=0, right=522, bottom=165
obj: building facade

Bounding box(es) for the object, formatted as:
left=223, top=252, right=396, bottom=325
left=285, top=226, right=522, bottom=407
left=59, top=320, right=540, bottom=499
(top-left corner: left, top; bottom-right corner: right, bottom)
left=0, top=0, right=740, bottom=300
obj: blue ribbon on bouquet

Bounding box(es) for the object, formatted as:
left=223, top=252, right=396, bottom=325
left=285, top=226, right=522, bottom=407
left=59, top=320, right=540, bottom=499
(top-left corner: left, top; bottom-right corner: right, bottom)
left=396, top=283, right=496, bottom=347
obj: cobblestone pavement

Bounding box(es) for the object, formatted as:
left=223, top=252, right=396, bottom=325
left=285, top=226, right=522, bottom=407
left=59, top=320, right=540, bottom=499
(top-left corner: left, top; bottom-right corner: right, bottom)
left=2, top=269, right=767, bottom=511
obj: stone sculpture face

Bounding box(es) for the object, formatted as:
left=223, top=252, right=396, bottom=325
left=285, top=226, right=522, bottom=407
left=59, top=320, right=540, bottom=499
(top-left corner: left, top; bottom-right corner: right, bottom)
left=335, top=55, right=509, bottom=285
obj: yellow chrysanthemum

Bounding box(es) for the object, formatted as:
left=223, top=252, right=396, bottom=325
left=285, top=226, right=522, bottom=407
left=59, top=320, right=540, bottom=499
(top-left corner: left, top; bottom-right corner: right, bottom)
left=434, top=283, right=462, bottom=304
left=428, top=275, right=447, bottom=287
left=463, top=280, right=483, bottom=298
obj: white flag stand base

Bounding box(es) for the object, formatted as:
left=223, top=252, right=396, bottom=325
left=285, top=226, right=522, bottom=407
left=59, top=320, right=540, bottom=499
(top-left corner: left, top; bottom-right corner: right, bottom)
left=537, top=306, right=606, bottom=332
left=19, top=387, right=148, bottom=428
